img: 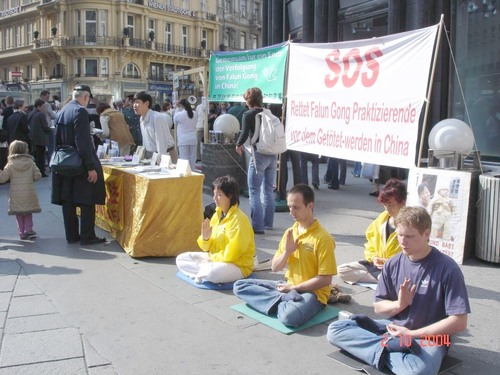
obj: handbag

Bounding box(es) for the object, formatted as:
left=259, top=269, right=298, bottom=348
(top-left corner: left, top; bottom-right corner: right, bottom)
left=49, top=146, right=85, bottom=177
left=360, top=163, right=380, bottom=180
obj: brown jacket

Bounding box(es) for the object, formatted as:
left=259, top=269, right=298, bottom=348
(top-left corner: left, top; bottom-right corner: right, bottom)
left=101, top=108, right=135, bottom=146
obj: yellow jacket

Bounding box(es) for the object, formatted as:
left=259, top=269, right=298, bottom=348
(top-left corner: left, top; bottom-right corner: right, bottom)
left=197, top=205, right=255, bottom=277
left=364, top=211, right=401, bottom=262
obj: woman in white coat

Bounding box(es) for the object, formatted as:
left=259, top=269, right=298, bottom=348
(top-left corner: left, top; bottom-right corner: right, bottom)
left=173, top=98, right=198, bottom=170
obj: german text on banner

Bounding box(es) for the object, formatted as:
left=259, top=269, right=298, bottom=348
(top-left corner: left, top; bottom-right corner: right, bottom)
left=286, top=24, right=439, bottom=167
left=209, top=43, right=288, bottom=103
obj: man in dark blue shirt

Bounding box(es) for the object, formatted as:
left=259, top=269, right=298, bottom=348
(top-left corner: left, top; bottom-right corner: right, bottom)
left=327, top=206, right=470, bottom=375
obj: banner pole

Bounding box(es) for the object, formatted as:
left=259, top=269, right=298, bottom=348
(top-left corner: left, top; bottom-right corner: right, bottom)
left=417, top=14, right=445, bottom=167
left=275, top=41, right=290, bottom=209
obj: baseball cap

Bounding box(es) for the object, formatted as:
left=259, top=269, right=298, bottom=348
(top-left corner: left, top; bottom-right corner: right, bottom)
left=74, top=84, right=93, bottom=98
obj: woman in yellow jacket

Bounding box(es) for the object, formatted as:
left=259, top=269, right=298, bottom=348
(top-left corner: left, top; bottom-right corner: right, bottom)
left=176, top=175, right=255, bottom=283
left=338, top=178, right=407, bottom=284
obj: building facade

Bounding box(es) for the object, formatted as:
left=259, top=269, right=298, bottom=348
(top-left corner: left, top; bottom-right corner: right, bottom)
left=0, top=0, right=262, bottom=103
left=266, top=0, right=500, bottom=164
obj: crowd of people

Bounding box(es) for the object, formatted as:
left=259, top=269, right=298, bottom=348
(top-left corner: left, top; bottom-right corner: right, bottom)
left=0, top=85, right=470, bottom=375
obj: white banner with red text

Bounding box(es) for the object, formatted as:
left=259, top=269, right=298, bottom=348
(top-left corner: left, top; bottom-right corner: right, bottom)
left=286, top=24, right=439, bottom=168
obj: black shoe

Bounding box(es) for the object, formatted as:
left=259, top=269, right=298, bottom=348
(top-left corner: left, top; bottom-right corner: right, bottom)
left=80, top=236, right=106, bottom=245
left=312, top=183, right=319, bottom=190
left=328, top=184, right=339, bottom=190
left=67, top=236, right=80, bottom=244
left=369, top=191, right=379, bottom=197
left=254, top=230, right=265, bottom=235
left=41, top=174, right=49, bottom=178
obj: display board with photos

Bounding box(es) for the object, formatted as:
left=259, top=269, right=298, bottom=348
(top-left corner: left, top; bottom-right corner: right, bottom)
left=407, top=168, right=472, bottom=264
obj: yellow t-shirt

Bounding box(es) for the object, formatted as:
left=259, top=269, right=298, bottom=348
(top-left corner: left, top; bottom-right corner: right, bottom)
left=276, top=220, right=337, bottom=305
left=197, top=205, right=255, bottom=277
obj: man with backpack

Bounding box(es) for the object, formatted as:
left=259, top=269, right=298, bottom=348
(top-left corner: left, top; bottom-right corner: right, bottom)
left=235, top=87, right=283, bottom=234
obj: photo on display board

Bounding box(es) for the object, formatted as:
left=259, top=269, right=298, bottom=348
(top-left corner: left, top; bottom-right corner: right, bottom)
left=407, top=168, right=472, bottom=264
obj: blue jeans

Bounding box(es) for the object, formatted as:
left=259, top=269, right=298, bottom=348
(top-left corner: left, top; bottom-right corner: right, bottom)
left=327, top=319, right=447, bottom=375
left=353, top=161, right=362, bottom=176
left=233, top=279, right=324, bottom=327
left=248, top=151, right=277, bottom=231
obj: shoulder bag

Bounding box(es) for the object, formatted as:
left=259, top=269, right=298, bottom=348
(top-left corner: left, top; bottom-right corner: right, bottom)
left=49, top=146, right=85, bottom=177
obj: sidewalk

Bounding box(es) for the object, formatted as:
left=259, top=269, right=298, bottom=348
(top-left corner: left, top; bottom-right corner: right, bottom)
left=0, top=164, right=499, bottom=374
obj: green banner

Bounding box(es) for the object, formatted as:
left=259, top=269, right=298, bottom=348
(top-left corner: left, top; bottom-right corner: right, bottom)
left=209, top=43, right=288, bottom=103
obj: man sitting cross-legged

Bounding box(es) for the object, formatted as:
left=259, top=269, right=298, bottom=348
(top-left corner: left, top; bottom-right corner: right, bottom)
left=233, top=184, right=337, bottom=328
left=327, top=206, right=470, bottom=375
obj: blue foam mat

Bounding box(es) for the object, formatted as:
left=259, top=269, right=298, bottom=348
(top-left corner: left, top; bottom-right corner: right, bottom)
left=230, top=303, right=340, bottom=334
left=176, top=271, right=254, bottom=290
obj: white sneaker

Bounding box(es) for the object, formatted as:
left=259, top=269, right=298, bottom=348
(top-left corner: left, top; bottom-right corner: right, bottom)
left=338, top=310, right=353, bottom=320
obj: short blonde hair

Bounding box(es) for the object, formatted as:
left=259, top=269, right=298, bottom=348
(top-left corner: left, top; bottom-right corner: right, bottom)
left=8, top=140, right=29, bottom=156
left=394, top=206, right=432, bottom=234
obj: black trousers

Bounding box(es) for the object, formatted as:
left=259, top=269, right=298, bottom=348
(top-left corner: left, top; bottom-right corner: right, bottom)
left=33, top=145, right=46, bottom=175
left=278, top=150, right=301, bottom=200
left=62, top=201, right=96, bottom=242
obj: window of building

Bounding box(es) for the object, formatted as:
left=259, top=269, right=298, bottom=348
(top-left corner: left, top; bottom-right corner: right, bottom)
left=240, top=31, right=245, bottom=49
left=164, top=64, right=174, bottom=80
left=85, top=10, right=97, bottom=44
left=150, top=63, right=163, bottom=81
left=148, top=19, right=155, bottom=40
left=101, top=58, right=108, bottom=77
left=201, top=29, right=207, bottom=49
left=338, top=0, right=388, bottom=41
left=224, top=27, right=232, bottom=48
left=253, top=2, right=260, bottom=22
left=165, top=22, right=172, bottom=51
left=251, top=34, right=257, bottom=49
left=74, top=59, right=96, bottom=77
left=100, top=9, right=107, bottom=37
left=25, top=22, right=31, bottom=46
left=85, top=59, right=98, bottom=77
left=201, top=0, right=207, bottom=12
left=76, top=59, right=81, bottom=77
left=25, top=64, right=32, bottom=79
left=240, top=0, right=247, bottom=17
left=451, top=2, right=500, bottom=160
left=14, top=25, right=20, bottom=48
left=123, top=63, right=140, bottom=79
left=52, top=64, right=63, bottom=78
left=77, top=10, right=81, bottom=37
left=225, top=0, right=232, bottom=14
left=182, top=0, right=189, bottom=9
left=182, top=25, right=188, bottom=54
left=3, top=29, right=9, bottom=49
left=126, top=15, right=135, bottom=39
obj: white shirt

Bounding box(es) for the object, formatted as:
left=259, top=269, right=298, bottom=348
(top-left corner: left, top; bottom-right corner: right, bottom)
left=195, top=104, right=206, bottom=130
left=174, top=109, right=197, bottom=146
left=140, top=109, right=175, bottom=154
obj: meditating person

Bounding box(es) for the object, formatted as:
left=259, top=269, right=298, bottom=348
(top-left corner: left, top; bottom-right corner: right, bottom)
left=176, top=175, right=255, bottom=283
left=337, top=178, right=407, bottom=284
left=233, top=184, right=337, bottom=328
left=327, top=206, right=470, bottom=375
